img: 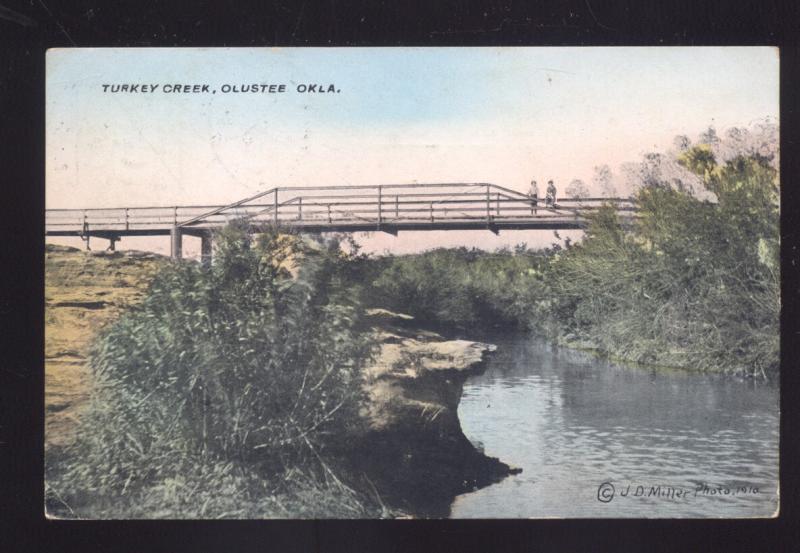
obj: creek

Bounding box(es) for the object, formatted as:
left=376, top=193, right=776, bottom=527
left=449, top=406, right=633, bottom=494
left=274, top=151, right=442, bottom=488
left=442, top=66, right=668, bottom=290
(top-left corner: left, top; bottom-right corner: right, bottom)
left=449, top=333, right=779, bottom=518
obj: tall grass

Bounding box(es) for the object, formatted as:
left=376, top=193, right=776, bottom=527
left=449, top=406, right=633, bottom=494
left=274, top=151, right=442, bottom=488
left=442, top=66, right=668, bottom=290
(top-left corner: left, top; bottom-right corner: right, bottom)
left=47, top=225, right=386, bottom=518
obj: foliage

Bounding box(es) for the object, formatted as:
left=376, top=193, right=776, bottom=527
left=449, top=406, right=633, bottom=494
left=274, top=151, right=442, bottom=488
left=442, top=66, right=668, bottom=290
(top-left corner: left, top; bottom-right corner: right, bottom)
left=47, top=224, right=384, bottom=518
left=365, top=126, right=779, bottom=378
left=365, top=246, right=553, bottom=331
left=565, top=179, right=590, bottom=199
left=546, top=149, right=778, bottom=376
left=46, top=122, right=782, bottom=518
left=593, top=164, right=617, bottom=197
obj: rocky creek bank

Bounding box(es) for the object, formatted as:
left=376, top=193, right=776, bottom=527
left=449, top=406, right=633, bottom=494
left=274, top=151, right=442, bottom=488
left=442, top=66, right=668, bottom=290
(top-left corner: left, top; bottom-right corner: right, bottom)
left=349, top=309, right=521, bottom=514
left=45, top=245, right=519, bottom=515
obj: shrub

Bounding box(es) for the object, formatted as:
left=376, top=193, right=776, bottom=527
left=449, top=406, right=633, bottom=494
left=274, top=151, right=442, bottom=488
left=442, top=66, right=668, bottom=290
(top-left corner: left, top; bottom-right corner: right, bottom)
left=545, top=151, right=779, bottom=376
left=366, top=247, right=551, bottom=331
left=47, top=224, right=381, bottom=518
left=365, top=148, right=778, bottom=377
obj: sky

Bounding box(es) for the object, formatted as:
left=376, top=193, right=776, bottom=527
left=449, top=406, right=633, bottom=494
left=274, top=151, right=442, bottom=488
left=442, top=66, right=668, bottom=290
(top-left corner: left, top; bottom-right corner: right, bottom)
left=46, top=47, right=779, bottom=257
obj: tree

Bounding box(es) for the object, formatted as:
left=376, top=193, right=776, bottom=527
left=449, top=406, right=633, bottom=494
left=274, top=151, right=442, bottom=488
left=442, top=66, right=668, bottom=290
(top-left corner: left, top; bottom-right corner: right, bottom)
left=545, top=140, right=779, bottom=377
left=699, top=125, right=720, bottom=145
left=565, top=179, right=590, bottom=199
left=592, top=164, right=616, bottom=197
left=673, top=134, right=692, bottom=153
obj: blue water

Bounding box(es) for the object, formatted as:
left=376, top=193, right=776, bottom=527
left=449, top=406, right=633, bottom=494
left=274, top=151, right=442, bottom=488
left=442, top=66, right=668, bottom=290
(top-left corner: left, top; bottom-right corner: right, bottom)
left=451, top=334, right=779, bottom=518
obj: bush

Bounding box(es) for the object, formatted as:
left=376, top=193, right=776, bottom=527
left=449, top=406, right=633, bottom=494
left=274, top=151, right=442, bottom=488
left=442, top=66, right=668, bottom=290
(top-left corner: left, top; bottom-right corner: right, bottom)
left=545, top=151, right=779, bottom=376
left=364, top=148, right=779, bottom=378
left=47, top=224, right=383, bottom=518
left=365, top=246, right=552, bottom=331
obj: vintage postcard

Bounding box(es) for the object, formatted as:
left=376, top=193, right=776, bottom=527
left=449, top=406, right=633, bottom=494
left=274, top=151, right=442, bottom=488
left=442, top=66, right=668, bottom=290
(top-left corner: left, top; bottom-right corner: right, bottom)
left=45, top=47, right=779, bottom=519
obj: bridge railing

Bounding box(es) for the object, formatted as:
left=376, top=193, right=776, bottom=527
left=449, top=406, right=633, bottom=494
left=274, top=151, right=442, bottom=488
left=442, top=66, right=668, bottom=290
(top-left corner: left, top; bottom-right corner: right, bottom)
left=180, top=183, right=638, bottom=229
left=45, top=203, right=279, bottom=233
left=45, top=183, right=638, bottom=235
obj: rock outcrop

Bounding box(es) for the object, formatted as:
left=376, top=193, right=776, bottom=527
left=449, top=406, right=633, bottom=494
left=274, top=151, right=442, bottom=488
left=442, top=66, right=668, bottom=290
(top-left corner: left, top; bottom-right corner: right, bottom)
left=45, top=244, right=166, bottom=448
left=349, top=309, right=521, bottom=515
left=44, top=245, right=519, bottom=515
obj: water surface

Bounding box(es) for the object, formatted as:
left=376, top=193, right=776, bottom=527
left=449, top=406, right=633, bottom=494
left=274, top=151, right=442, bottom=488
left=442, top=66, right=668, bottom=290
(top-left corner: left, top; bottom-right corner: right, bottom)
left=450, top=334, right=779, bottom=518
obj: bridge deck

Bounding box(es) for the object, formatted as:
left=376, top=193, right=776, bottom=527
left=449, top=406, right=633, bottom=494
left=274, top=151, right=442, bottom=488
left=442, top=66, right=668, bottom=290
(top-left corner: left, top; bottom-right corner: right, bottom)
left=45, top=183, right=638, bottom=257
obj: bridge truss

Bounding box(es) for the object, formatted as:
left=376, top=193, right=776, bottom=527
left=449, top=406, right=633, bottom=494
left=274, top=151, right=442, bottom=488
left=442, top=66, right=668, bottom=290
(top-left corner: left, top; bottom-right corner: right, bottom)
left=45, top=183, right=638, bottom=259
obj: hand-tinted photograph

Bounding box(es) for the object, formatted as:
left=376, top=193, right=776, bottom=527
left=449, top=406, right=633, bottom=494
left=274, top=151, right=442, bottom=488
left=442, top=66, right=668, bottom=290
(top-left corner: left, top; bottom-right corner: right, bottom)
left=44, top=47, right=779, bottom=518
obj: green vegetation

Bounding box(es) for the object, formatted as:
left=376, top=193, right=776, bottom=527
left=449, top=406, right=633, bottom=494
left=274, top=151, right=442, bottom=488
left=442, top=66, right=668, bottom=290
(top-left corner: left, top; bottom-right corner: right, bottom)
left=47, top=124, right=779, bottom=519
left=47, top=225, right=388, bottom=518
left=547, top=149, right=778, bottom=376
left=363, top=244, right=553, bottom=331
left=366, top=148, right=779, bottom=378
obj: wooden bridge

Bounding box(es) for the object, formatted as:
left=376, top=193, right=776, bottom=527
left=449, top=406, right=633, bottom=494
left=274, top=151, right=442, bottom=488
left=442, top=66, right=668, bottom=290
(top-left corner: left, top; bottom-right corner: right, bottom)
left=45, top=183, right=637, bottom=260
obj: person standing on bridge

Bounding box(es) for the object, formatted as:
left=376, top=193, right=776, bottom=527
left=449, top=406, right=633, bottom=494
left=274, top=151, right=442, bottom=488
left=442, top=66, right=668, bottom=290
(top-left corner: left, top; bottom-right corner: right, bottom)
left=545, top=180, right=557, bottom=208
left=528, top=179, right=539, bottom=214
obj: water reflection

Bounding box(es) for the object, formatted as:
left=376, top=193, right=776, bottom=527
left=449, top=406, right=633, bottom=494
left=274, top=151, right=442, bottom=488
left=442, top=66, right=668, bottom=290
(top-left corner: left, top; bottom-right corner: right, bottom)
left=450, top=334, right=779, bottom=518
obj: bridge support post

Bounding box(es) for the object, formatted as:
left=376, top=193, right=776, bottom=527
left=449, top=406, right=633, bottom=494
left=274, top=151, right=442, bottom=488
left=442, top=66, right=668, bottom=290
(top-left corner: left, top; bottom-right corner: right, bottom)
left=377, top=185, right=383, bottom=227
left=486, top=185, right=491, bottom=223
left=81, top=216, right=90, bottom=250
left=170, top=226, right=183, bottom=260
left=201, top=232, right=213, bottom=267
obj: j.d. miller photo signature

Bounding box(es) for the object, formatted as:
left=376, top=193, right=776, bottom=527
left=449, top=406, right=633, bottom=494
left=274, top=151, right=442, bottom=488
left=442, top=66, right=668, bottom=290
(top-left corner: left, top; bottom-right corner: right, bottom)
left=597, top=482, right=761, bottom=503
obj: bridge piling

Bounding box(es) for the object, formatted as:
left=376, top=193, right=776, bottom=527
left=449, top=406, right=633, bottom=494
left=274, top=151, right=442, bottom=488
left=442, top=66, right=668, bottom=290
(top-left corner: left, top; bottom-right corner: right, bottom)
left=81, top=212, right=90, bottom=250
left=201, top=233, right=212, bottom=267
left=170, top=226, right=183, bottom=260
